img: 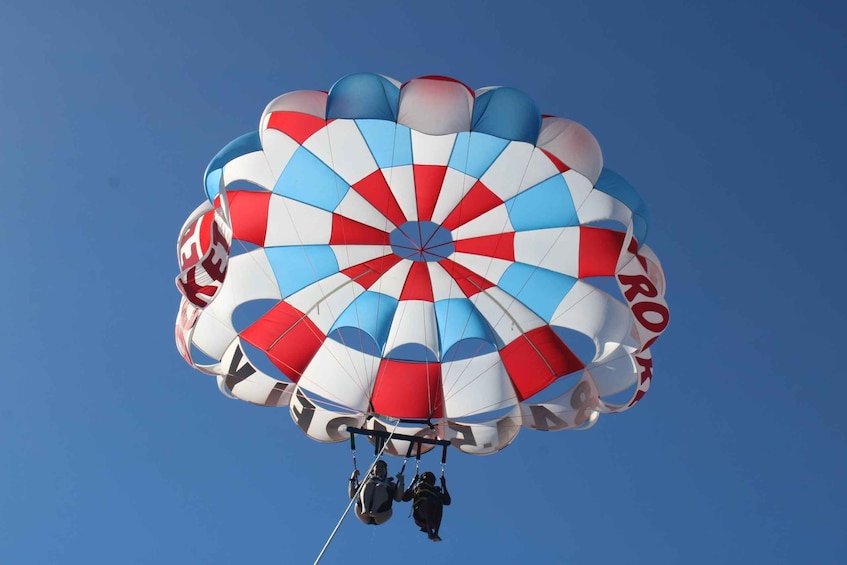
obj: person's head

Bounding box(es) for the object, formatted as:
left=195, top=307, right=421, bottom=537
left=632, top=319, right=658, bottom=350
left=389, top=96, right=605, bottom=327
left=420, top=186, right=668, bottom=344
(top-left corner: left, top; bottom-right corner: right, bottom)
left=373, top=460, right=388, bottom=478
left=420, top=471, right=436, bottom=485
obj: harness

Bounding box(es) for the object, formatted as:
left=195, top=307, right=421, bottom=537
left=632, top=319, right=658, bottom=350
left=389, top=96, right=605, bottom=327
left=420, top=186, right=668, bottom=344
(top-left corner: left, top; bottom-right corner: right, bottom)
left=412, top=483, right=441, bottom=509
left=359, top=475, right=394, bottom=514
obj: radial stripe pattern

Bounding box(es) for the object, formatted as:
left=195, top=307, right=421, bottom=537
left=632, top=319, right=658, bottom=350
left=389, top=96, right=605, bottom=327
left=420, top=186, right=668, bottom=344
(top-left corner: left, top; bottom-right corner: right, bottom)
left=176, top=73, right=670, bottom=456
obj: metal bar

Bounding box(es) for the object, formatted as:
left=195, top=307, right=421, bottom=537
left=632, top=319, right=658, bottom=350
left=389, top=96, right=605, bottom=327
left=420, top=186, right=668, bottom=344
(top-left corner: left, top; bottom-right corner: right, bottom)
left=345, top=426, right=451, bottom=447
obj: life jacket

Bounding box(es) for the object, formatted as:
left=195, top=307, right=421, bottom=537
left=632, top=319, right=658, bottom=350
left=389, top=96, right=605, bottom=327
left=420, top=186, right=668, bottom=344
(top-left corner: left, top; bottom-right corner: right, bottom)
left=412, top=483, right=442, bottom=509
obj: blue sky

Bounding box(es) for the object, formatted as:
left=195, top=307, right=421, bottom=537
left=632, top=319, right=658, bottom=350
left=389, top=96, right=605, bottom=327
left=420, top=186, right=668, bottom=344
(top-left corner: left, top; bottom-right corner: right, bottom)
left=2, top=1, right=845, bottom=563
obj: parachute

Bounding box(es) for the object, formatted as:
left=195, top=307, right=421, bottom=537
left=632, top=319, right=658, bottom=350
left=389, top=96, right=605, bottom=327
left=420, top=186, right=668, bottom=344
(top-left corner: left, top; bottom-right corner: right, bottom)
left=175, top=73, right=669, bottom=458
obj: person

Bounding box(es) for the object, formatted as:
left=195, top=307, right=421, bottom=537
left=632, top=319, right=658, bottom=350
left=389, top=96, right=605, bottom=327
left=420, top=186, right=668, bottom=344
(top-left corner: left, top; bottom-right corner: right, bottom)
left=348, top=460, right=405, bottom=525
left=402, top=471, right=451, bottom=542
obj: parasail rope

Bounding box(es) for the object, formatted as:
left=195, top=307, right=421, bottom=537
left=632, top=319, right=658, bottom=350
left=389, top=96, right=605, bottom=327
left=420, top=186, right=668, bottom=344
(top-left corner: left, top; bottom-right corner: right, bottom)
left=313, top=419, right=401, bottom=565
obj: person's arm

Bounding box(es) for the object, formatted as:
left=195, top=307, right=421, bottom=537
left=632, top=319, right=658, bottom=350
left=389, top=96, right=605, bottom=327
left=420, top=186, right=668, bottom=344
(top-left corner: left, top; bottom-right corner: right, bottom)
left=393, top=473, right=406, bottom=502
left=348, top=470, right=360, bottom=499
left=401, top=476, right=418, bottom=501
left=440, top=477, right=451, bottom=506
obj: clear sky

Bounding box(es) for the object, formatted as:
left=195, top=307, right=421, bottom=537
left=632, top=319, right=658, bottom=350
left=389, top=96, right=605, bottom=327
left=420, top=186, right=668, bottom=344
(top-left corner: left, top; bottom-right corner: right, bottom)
left=2, top=1, right=845, bottom=563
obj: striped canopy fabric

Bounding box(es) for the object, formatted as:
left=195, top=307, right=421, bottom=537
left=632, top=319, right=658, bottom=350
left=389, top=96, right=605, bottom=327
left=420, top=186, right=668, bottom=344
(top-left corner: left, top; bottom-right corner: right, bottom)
left=175, top=74, right=669, bottom=456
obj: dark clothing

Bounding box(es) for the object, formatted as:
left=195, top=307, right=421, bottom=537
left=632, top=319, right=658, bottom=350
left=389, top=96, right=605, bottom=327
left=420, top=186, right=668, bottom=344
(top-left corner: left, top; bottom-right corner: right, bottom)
left=402, top=479, right=451, bottom=541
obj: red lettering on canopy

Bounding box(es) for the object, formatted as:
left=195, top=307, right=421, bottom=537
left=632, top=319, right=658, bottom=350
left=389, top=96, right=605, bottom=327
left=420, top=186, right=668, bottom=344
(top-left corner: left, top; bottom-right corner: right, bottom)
left=618, top=273, right=658, bottom=302
left=176, top=268, right=220, bottom=307
left=632, top=302, right=670, bottom=334
left=175, top=300, right=200, bottom=364
left=179, top=212, right=213, bottom=270
left=636, top=355, right=653, bottom=383
left=201, top=221, right=230, bottom=283
left=631, top=355, right=654, bottom=404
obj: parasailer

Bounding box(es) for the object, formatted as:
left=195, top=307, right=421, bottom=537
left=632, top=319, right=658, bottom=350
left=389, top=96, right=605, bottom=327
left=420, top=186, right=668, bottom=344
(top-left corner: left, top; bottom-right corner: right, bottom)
left=402, top=471, right=451, bottom=542
left=174, top=74, right=670, bottom=543
left=348, top=459, right=405, bottom=525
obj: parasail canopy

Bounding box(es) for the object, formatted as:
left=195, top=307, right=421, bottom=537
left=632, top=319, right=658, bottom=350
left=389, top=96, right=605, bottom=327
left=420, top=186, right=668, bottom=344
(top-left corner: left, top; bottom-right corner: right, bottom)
left=175, top=73, right=670, bottom=457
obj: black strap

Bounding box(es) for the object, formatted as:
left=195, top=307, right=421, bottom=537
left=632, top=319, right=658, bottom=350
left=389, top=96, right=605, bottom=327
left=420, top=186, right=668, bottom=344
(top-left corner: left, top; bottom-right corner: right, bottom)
left=399, top=441, right=415, bottom=475
left=349, top=431, right=358, bottom=475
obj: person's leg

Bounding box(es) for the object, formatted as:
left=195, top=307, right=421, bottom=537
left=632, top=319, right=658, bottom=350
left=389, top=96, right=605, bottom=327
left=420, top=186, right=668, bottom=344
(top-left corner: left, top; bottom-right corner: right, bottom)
left=413, top=509, right=427, bottom=532
left=371, top=509, right=393, bottom=525
left=353, top=505, right=371, bottom=524
left=428, top=502, right=443, bottom=541
left=419, top=499, right=444, bottom=541
left=359, top=481, right=375, bottom=514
